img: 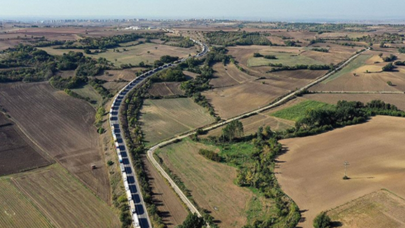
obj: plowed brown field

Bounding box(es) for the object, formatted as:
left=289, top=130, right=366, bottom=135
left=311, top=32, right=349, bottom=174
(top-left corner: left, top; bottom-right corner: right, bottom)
left=0, top=82, right=110, bottom=202
left=276, top=116, right=405, bottom=227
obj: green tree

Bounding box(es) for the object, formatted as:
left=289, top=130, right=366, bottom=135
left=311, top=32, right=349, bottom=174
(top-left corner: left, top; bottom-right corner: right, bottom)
left=313, top=211, right=331, bottom=228
left=176, top=213, right=204, bottom=228
left=221, top=120, right=244, bottom=142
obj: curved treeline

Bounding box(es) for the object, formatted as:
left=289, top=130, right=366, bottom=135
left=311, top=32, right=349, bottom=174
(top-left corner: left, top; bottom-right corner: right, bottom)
left=280, top=100, right=405, bottom=138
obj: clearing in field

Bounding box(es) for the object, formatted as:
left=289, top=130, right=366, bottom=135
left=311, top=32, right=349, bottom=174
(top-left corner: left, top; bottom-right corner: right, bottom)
left=328, top=190, right=405, bottom=228
left=276, top=116, right=405, bottom=227
left=0, top=82, right=110, bottom=202
left=10, top=164, right=120, bottom=228
left=156, top=139, right=272, bottom=227
left=270, top=99, right=335, bottom=121
left=140, top=98, right=215, bottom=146
left=0, top=179, right=53, bottom=228
left=247, top=51, right=324, bottom=67
left=0, top=113, right=52, bottom=176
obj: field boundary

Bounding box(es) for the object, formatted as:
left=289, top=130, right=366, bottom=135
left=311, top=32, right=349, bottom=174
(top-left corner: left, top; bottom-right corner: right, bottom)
left=145, top=46, right=370, bottom=220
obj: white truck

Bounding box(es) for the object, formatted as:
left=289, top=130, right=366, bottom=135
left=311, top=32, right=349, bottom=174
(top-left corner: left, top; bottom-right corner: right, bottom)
left=126, top=189, right=132, bottom=201
left=132, top=213, right=140, bottom=228
left=129, top=200, right=136, bottom=214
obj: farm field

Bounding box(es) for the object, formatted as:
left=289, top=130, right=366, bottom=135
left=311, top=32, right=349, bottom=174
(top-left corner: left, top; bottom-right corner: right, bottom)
left=270, top=99, right=335, bottom=121
left=328, top=190, right=405, bottom=228
left=276, top=116, right=405, bottom=227
left=204, top=113, right=294, bottom=138
left=156, top=139, right=272, bottom=227
left=313, top=52, right=405, bottom=92
left=142, top=157, right=188, bottom=227
left=0, top=113, right=52, bottom=176
left=210, top=63, right=256, bottom=88
left=304, top=93, right=405, bottom=112
left=147, top=82, right=184, bottom=97
left=247, top=51, right=324, bottom=67
left=0, top=179, right=53, bottom=228
left=203, top=75, right=312, bottom=119
left=140, top=98, right=215, bottom=146
left=40, top=42, right=196, bottom=66
left=71, top=84, right=102, bottom=107
left=0, top=82, right=110, bottom=202
left=11, top=164, right=120, bottom=228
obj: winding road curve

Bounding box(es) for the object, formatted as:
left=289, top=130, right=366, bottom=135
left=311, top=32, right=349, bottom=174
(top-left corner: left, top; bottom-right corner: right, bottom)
left=113, top=30, right=369, bottom=226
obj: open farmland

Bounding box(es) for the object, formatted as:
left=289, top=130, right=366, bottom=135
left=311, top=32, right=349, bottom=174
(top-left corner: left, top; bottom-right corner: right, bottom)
left=0, top=113, right=52, bottom=176
left=147, top=82, right=184, bottom=97
left=210, top=63, right=256, bottom=88
left=276, top=116, right=405, bottom=227
left=270, top=100, right=335, bottom=121
left=0, top=82, right=110, bottom=202
left=40, top=42, right=197, bottom=66
left=157, top=139, right=272, bottom=227
left=204, top=113, right=294, bottom=138
left=11, top=164, right=120, bottom=228
left=0, top=179, right=53, bottom=228
left=71, top=84, right=102, bottom=107
left=140, top=98, right=215, bottom=146
left=327, top=190, right=405, bottom=228
left=142, top=157, right=188, bottom=227
left=304, top=93, right=405, bottom=111
left=313, top=52, right=405, bottom=92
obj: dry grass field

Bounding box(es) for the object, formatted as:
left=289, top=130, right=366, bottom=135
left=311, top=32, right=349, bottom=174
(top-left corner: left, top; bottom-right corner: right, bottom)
left=157, top=139, right=272, bottom=228
left=0, top=113, right=52, bottom=176
left=328, top=190, right=405, bottom=228
left=0, top=179, right=54, bottom=228
left=276, top=116, right=405, bottom=227
left=147, top=82, right=184, bottom=97
left=11, top=164, right=120, bottom=228
left=140, top=98, right=215, bottom=146
left=40, top=42, right=196, bottom=66
left=313, top=52, right=405, bottom=92
left=210, top=63, right=256, bottom=88
left=0, top=82, right=110, bottom=202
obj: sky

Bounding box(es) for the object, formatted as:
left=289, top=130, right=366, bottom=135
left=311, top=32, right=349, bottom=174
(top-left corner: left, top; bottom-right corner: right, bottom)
left=1, top=0, right=405, bottom=22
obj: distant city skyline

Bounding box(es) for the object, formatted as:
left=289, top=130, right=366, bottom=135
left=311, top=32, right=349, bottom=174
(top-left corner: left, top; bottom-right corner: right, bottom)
left=2, top=0, right=405, bottom=22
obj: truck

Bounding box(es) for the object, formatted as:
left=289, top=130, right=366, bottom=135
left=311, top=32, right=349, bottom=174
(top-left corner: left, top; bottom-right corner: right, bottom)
left=123, top=172, right=127, bottom=182
left=115, top=142, right=119, bottom=149
left=120, top=164, right=125, bottom=172
left=132, top=213, right=140, bottom=228
left=118, top=154, right=123, bottom=163
left=126, top=189, right=132, bottom=201
left=124, top=181, right=129, bottom=191
left=129, top=200, right=136, bottom=214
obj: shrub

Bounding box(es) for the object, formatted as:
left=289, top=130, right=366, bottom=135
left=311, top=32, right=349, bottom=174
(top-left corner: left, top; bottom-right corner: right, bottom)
left=107, top=160, right=114, bottom=166
left=313, top=211, right=331, bottom=228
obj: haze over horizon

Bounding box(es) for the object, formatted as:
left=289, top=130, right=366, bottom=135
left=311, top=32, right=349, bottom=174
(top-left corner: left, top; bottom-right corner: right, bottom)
left=2, top=0, right=405, bottom=22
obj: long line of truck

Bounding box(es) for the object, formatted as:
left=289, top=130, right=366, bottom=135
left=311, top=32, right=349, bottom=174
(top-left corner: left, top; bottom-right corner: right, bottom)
left=109, top=32, right=207, bottom=228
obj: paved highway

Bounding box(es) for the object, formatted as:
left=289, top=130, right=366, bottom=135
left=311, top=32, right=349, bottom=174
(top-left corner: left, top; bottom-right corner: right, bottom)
left=109, top=34, right=208, bottom=228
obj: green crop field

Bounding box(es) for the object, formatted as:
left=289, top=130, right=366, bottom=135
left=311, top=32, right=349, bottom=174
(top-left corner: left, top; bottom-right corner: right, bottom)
left=157, top=139, right=273, bottom=227
left=247, top=52, right=324, bottom=67
left=270, top=100, right=335, bottom=121
left=140, top=98, right=215, bottom=146
left=0, top=179, right=53, bottom=228
left=322, top=54, right=372, bottom=84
